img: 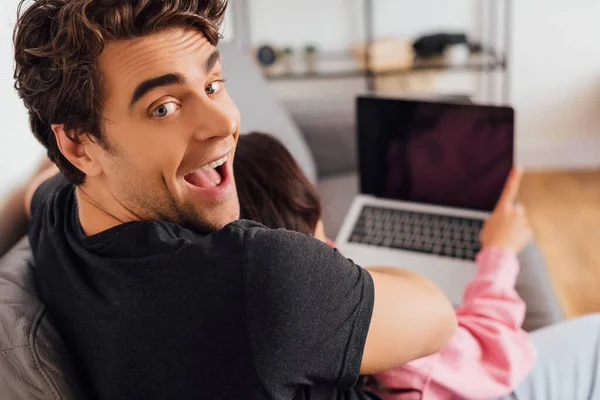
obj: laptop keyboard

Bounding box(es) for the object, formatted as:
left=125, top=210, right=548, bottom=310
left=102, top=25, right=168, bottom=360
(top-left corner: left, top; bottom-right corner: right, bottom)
left=348, top=206, right=483, bottom=261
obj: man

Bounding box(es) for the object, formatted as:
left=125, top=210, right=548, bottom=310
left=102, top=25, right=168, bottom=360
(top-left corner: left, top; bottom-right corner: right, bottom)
left=11, top=0, right=456, bottom=399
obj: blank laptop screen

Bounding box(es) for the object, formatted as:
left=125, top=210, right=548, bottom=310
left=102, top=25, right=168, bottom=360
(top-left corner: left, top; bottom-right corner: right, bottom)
left=356, top=97, right=514, bottom=212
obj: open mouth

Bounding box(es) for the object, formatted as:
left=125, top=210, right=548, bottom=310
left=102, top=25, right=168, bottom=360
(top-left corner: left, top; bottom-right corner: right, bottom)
left=184, top=153, right=229, bottom=189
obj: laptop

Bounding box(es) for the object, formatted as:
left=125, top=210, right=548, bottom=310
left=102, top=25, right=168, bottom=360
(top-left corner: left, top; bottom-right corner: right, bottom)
left=335, top=96, right=514, bottom=305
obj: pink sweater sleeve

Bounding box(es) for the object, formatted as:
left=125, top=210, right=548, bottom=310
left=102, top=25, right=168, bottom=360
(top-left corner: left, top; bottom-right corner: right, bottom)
left=372, top=248, right=537, bottom=400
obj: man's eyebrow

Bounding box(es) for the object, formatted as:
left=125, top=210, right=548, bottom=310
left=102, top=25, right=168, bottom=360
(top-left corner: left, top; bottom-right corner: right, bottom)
left=205, top=50, right=221, bottom=74
left=129, top=73, right=186, bottom=108
left=129, top=50, right=220, bottom=108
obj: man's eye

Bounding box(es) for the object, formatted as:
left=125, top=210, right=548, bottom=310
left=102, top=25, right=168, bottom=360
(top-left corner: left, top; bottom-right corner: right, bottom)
left=205, top=80, right=224, bottom=95
left=151, top=102, right=178, bottom=118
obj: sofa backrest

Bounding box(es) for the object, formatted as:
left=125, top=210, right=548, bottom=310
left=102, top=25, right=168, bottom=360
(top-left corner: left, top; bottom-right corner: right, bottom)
left=0, top=238, right=89, bottom=400
left=219, top=42, right=317, bottom=182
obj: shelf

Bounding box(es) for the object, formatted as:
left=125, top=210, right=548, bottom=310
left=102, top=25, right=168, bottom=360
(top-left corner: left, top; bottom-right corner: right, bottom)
left=231, top=0, right=511, bottom=101
left=264, top=55, right=506, bottom=82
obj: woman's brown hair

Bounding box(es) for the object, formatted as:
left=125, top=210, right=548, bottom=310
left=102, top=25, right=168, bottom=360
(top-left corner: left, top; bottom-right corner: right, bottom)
left=234, top=132, right=322, bottom=236
left=13, top=0, right=227, bottom=184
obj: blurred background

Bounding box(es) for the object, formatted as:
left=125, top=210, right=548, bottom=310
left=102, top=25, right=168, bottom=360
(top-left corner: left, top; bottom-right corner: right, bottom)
left=1, top=0, right=600, bottom=317
left=224, top=0, right=600, bottom=170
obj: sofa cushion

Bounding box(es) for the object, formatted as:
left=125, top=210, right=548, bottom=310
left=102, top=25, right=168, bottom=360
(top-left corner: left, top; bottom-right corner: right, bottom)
left=284, top=97, right=357, bottom=178
left=282, top=94, right=475, bottom=179
left=318, top=172, right=359, bottom=239
left=516, top=243, right=565, bottom=332
left=0, top=238, right=88, bottom=400
left=219, top=43, right=317, bottom=182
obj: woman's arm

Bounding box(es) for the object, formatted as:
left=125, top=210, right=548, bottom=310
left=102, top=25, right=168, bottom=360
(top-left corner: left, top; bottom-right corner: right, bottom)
left=0, top=158, right=57, bottom=256
left=362, top=266, right=458, bottom=375
left=428, top=248, right=536, bottom=399
left=0, top=183, right=29, bottom=256
left=372, top=248, right=535, bottom=400
left=372, top=168, right=537, bottom=399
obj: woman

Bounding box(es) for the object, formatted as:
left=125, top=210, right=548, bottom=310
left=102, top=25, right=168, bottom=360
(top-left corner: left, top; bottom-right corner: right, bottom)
left=235, top=132, right=600, bottom=400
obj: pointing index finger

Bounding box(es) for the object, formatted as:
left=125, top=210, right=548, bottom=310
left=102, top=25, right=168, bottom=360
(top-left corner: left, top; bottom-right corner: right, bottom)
left=498, top=167, right=523, bottom=207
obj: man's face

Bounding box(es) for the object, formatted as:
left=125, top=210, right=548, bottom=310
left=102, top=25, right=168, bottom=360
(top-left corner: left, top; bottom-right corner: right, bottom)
left=94, top=28, right=240, bottom=232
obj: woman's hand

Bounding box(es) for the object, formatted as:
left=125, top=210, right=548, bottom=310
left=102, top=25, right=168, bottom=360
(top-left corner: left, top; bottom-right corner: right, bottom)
left=479, top=167, right=533, bottom=253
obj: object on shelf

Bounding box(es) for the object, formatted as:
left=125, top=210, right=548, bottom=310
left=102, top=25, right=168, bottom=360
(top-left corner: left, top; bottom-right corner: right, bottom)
left=255, top=45, right=278, bottom=74
left=446, top=43, right=470, bottom=66
left=304, top=45, right=318, bottom=74
left=280, top=47, right=294, bottom=73
left=412, top=32, right=469, bottom=58
left=263, top=51, right=503, bottom=81
left=412, top=32, right=478, bottom=66
left=351, top=38, right=414, bottom=72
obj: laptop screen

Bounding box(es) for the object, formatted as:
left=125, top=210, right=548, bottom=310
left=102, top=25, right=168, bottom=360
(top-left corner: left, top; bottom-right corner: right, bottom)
left=357, top=97, right=514, bottom=212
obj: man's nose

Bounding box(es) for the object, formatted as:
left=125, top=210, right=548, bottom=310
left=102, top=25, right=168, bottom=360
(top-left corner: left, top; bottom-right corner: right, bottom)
left=192, top=96, right=238, bottom=142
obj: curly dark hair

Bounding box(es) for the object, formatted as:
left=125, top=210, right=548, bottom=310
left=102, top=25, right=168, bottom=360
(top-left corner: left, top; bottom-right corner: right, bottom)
left=13, top=0, right=228, bottom=184
left=234, top=132, right=322, bottom=236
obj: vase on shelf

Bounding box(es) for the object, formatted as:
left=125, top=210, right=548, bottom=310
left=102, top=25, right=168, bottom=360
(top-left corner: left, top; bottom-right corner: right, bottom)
left=280, top=47, right=294, bottom=74
left=255, top=45, right=278, bottom=76
left=304, top=45, right=318, bottom=74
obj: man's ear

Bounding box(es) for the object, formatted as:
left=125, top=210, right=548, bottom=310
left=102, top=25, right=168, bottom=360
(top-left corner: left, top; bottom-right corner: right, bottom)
left=51, top=124, right=103, bottom=178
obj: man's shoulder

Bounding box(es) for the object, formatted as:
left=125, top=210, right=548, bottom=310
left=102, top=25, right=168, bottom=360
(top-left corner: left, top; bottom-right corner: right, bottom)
left=31, top=172, right=72, bottom=209
left=226, top=219, right=309, bottom=248
left=28, top=173, right=74, bottom=247
left=238, top=220, right=348, bottom=280
left=235, top=219, right=330, bottom=255
left=224, top=218, right=266, bottom=233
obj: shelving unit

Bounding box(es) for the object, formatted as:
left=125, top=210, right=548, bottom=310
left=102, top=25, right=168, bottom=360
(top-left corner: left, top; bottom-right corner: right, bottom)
left=264, top=54, right=505, bottom=81
left=228, top=0, right=512, bottom=103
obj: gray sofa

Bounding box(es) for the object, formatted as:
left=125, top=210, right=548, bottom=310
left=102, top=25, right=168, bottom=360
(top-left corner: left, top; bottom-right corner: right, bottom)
left=0, top=42, right=563, bottom=399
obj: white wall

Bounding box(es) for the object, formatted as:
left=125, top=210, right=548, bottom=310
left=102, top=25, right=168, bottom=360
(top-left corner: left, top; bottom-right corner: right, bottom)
left=512, top=1, right=600, bottom=169
left=0, top=0, right=44, bottom=199
left=247, top=0, right=475, bottom=52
